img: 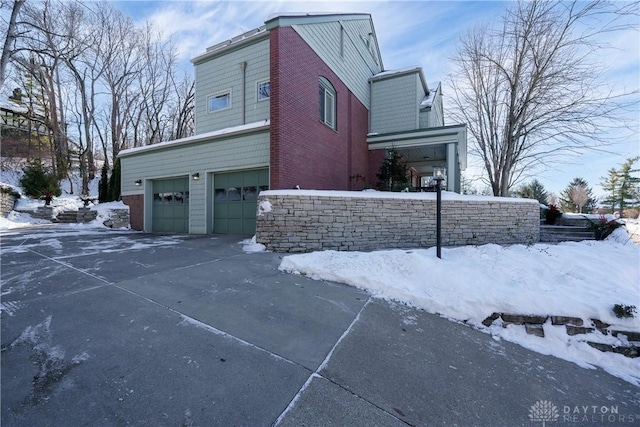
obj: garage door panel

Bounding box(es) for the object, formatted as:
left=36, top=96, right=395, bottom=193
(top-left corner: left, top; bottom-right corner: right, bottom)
left=213, top=169, right=268, bottom=235
left=227, top=203, right=243, bottom=218
left=242, top=203, right=256, bottom=219
left=152, top=177, right=189, bottom=233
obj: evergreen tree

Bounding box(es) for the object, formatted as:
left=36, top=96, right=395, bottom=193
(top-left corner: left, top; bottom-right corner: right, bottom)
left=599, top=168, right=619, bottom=212
left=98, top=162, right=109, bottom=203
left=515, top=179, right=549, bottom=205
left=559, top=178, right=596, bottom=213
left=19, top=159, right=61, bottom=205
left=376, top=149, right=408, bottom=191
left=108, top=158, right=121, bottom=201
left=615, top=157, right=640, bottom=217
left=599, top=158, right=640, bottom=217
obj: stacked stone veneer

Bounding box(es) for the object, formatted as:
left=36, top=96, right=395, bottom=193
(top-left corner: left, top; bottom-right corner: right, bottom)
left=105, top=208, right=130, bottom=229
left=0, top=191, right=18, bottom=217
left=255, top=191, right=540, bottom=253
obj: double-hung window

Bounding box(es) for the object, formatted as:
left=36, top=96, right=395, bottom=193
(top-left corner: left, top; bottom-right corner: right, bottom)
left=319, top=77, right=336, bottom=129
left=208, top=91, right=231, bottom=113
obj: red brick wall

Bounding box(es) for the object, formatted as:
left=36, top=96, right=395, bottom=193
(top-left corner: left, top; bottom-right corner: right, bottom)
left=122, top=194, right=143, bottom=231
left=270, top=27, right=370, bottom=191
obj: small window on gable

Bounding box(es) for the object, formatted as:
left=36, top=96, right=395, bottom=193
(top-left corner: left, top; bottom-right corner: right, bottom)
left=257, top=81, right=270, bottom=101
left=208, top=91, right=231, bottom=113
left=319, top=77, right=336, bottom=129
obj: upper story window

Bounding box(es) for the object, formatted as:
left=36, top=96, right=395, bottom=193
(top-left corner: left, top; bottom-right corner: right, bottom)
left=208, top=91, right=231, bottom=113
left=319, top=77, right=336, bottom=129
left=257, top=81, right=270, bottom=101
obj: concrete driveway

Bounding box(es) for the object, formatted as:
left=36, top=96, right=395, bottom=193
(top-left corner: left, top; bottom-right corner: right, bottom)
left=1, top=226, right=638, bottom=426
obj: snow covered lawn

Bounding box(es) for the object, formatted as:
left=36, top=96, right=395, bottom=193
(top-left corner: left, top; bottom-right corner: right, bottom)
left=279, top=229, right=640, bottom=386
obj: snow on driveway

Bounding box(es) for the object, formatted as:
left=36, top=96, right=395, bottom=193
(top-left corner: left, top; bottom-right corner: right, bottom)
left=279, top=228, right=640, bottom=386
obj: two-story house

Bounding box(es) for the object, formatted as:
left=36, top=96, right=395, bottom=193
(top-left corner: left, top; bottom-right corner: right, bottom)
left=119, top=12, right=466, bottom=235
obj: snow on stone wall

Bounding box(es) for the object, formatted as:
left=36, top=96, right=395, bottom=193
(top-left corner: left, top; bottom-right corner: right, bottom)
left=256, top=191, right=540, bottom=252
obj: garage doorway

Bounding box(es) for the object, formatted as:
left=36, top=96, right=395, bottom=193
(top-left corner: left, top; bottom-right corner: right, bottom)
left=213, top=169, right=268, bottom=235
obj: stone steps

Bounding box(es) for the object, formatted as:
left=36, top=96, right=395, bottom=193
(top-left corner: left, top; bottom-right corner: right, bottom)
left=482, top=313, right=639, bottom=358
left=540, top=225, right=595, bottom=243
left=52, top=211, right=78, bottom=223
left=539, top=215, right=595, bottom=243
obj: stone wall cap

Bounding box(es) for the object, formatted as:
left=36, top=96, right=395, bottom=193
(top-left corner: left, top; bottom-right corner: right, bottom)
left=259, top=189, right=538, bottom=204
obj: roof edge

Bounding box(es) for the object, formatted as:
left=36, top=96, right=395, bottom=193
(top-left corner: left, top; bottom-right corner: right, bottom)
left=118, top=120, right=270, bottom=158
left=191, top=27, right=269, bottom=64
left=265, top=13, right=372, bottom=30
left=370, top=66, right=428, bottom=94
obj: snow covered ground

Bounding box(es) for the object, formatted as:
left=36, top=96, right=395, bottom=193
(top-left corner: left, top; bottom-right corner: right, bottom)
left=0, top=173, right=128, bottom=231
left=278, top=228, right=640, bottom=386
left=3, top=176, right=639, bottom=387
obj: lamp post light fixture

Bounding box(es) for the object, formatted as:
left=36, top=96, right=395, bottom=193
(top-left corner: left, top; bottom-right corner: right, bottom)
left=434, top=169, right=444, bottom=259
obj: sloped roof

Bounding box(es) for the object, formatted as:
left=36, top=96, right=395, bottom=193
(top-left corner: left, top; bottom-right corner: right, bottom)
left=420, top=81, right=441, bottom=109
left=118, top=119, right=270, bottom=158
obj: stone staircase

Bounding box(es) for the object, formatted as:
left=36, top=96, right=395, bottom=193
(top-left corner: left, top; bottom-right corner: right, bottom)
left=51, top=210, right=78, bottom=223
left=26, top=207, right=98, bottom=224
left=540, top=216, right=595, bottom=243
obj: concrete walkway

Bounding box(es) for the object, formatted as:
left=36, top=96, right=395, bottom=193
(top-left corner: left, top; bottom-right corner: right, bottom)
left=1, top=227, right=638, bottom=426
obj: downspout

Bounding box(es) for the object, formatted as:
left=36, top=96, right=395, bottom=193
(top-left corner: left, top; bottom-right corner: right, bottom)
left=240, top=61, right=247, bottom=125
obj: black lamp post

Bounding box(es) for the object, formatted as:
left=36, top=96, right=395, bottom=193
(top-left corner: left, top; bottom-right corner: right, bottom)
left=434, top=169, right=445, bottom=259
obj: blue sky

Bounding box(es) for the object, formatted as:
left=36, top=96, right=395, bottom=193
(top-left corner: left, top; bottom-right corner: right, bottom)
left=113, top=0, right=639, bottom=198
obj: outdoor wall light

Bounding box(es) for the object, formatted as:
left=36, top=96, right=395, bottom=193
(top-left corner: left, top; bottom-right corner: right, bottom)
left=192, top=173, right=200, bottom=180
left=134, top=179, right=142, bottom=186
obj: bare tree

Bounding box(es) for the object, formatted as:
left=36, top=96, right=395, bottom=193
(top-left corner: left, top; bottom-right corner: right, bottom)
left=170, top=72, right=195, bottom=140
left=5, top=0, right=192, bottom=186
left=569, top=184, right=589, bottom=213
left=449, top=0, right=639, bottom=196
left=0, top=0, right=25, bottom=87
left=16, top=0, right=79, bottom=179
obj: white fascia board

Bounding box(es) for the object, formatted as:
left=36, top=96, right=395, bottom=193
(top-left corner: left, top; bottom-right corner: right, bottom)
left=370, top=67, right=428, bottom=93
left=265, top=13, right=372, bottom=30
left=118, top=120, right=270, bottom=158
left=367, top=124, right=466, bottom=145
left=191, top=30, right=269, bottom=64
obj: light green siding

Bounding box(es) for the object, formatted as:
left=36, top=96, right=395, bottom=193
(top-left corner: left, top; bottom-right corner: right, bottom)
left=292, top=19, right=382, bottom=108
left=194, top=37, right=270, bottom=134
left=370, top=73, right=424, bottom=134
left=121, top=130, right=269, bottom=234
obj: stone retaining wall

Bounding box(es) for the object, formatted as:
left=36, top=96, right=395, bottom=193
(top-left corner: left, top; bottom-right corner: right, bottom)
left=103, top=208, right=130, bottom=229
left=256, top=190, right=540, bottom=253
left=0, top=189, right=18, bottom=217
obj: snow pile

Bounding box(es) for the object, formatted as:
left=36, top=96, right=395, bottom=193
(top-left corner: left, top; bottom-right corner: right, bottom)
left=0, top=211, right=50, bottom=229
left=91, top=201, right=130, bottom=229
left=240, top=236, right=267, bottom=253
left=279, top=236, right=640, bottom=385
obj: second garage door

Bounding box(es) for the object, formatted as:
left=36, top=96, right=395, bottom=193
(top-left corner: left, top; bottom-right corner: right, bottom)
left=213, top=169, right=269, bottom=235
left=152, top=177, right=189, bottom=233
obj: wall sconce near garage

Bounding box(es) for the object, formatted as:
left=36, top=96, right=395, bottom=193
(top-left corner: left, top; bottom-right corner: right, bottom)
left=134, top=179, right=142, bottom=186
left=192, top=173, right=200, bottom=180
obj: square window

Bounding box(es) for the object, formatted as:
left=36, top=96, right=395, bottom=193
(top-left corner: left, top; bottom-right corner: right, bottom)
left=257, top=81, right=270, bottom=101
left=208, top=92, right=230, bottom=112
